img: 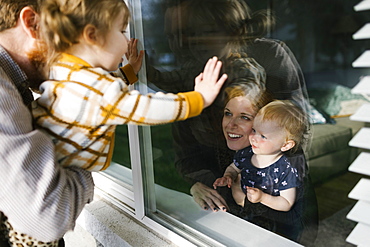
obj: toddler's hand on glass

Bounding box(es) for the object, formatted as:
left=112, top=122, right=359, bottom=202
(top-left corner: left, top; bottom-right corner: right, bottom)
left=195, top=57, right=227, bottom=108
left=126, top=38, right=144, bottom=75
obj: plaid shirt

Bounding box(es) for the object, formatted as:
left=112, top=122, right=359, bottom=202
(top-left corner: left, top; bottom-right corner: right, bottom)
left=32, top=53, right=203, bottom=171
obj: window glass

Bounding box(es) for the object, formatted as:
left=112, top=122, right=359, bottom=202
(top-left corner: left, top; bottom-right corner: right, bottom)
left=271, top=0, right=370, bottom=89
left=128, top=0, right=370, bottom=245
left=112, top=125, right=131, bottom=169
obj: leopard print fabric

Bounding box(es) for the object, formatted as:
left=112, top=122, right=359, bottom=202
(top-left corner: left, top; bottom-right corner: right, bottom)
left=0, top=212, right=10, bottom=247
left=0, top=212, right=59, bottom=247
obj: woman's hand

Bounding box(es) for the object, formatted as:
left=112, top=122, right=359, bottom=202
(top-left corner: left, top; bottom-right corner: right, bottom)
left=190, top=182, right=229, bottom=212
left=126, top=38, right=144, bottom=75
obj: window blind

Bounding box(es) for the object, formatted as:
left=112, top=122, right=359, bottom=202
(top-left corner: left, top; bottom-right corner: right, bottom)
left=346, top=1, right=370, bottom=245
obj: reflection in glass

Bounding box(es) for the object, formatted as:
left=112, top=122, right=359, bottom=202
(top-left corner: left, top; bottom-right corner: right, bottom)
left=141, top=0, right=317, bottom=244
left=136, top=0, right=369, bottom=245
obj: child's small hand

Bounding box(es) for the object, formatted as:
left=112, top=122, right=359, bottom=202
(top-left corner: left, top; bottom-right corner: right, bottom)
left=213, top=176, right=233, bottom=189
left=126, top=38, right=144, bottom=75
left=195, top=57, right=228, bottom=108
left=246, top=186, right=264, bottom=203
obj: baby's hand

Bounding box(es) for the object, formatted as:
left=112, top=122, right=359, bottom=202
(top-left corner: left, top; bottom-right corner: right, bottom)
left=126, top=38, right=144, bottom=75
left=195, top=57, right=228, bottom=108
left=213, top=176, right=233, bottom=189
left=246, top=186, right=264, bottom=203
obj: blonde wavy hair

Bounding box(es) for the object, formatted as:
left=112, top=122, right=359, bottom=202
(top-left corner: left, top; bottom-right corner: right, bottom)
left=40, top=0, right=129, bottom=64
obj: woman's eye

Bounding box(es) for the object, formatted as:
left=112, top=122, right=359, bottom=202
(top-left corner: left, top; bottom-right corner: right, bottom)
left=241, top=116, right=250, bottom=121
left=224, top=111, right=232, bottom=117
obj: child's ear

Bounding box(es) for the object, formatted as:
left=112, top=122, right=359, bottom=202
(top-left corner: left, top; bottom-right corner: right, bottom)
left=83, top=24, right=100, bottom=45
left=281, top=140, right=295, bottom=152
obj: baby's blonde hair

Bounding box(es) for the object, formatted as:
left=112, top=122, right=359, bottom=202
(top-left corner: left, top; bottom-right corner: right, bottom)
left=257, top=100, right=308, bottom=153
left=40, top=0, right=129, bottom=62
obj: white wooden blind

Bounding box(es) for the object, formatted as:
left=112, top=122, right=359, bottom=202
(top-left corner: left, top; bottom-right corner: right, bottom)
left=351, top=76, right=370, bottom=95
left=346, top=2, right=370, bottom=245
left=352, top=50, right=370, bottom=67
left=353, top=23, right=370, bottom=40
left=354, top=0, right=370, bottom=12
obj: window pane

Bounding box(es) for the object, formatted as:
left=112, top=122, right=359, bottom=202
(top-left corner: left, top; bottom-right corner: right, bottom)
left=136, top=0, right=369, bottom=245
left=151, top=125, right=191, bottom=194
left=112, top=125, right=131, bottom=169
left=270, top=0, right=370, bottom=89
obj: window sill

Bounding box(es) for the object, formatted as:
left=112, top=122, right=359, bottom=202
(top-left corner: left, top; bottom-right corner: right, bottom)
left=73, top=171, right=303, bottom=247
left=69, top=194, right=177, bottom=247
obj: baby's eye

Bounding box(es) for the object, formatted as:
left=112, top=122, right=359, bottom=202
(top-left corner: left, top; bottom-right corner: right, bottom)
left=251, top=128, right=256, bottom=133
left=121, top=30, right=127, bottom=34
left=261, top=135, right=267, bottom=139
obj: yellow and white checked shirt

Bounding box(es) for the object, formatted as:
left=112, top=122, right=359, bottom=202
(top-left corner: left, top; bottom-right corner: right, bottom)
left=32, top=53, right=203, bottom=171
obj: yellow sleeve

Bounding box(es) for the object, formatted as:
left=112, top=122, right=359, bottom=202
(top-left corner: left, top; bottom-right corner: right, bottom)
left=119, top=64, right=138, bottom=85
left=178, top=91, right=204, bottom=119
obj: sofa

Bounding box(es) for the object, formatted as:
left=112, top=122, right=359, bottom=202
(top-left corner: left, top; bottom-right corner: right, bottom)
left=307, top=117, right=365, bottom=185
left=307, top=83, right=369, bottom=184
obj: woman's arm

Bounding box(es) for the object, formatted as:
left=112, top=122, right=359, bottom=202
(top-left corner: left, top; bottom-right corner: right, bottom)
left=172, top=119, right=232, bottom=212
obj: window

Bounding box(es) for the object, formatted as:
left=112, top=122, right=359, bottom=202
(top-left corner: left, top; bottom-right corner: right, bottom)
left=92, top=0, right=370, bottom=246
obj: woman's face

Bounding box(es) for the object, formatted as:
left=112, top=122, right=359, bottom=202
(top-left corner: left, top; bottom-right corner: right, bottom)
left=222, top=96, right=257, bottom=151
